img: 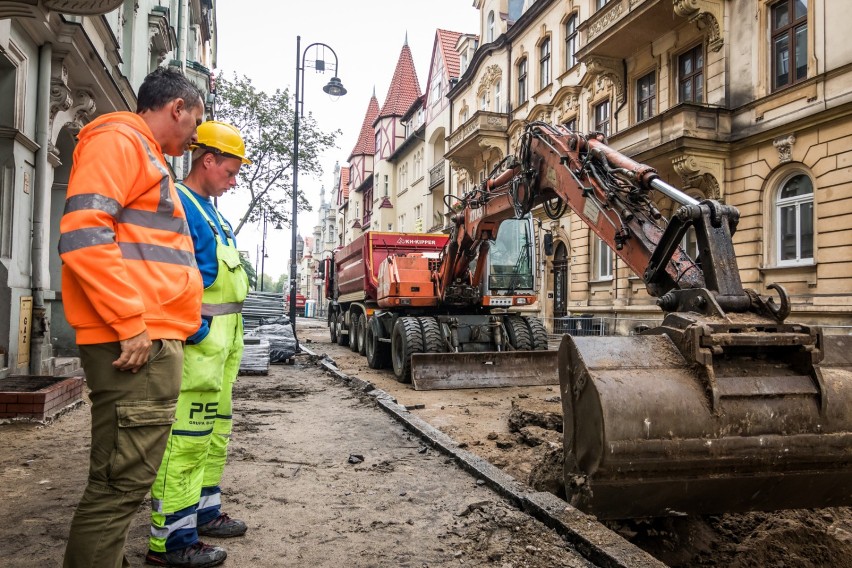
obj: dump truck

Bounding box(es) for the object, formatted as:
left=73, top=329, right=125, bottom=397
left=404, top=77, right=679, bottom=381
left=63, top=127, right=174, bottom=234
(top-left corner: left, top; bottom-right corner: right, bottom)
left=324, top=230, right=449, bottom=350
left=457, top=121, right=852, bottom=520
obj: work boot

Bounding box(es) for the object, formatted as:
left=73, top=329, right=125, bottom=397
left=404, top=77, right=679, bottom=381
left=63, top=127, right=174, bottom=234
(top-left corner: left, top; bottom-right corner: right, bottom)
left=145, top=541, right=226, bottom=567
left=197, top=512, right=248, bottom=538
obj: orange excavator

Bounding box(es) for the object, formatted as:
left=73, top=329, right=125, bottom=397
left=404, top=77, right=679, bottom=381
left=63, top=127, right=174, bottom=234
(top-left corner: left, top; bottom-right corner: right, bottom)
left=368, top=121, right=852, bottom=520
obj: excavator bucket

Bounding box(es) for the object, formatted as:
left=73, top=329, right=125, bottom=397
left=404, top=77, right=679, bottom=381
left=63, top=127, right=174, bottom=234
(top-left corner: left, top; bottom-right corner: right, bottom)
left=558, top=328, right=852, bottom=520
left=411, top=350, right=558, bottom=390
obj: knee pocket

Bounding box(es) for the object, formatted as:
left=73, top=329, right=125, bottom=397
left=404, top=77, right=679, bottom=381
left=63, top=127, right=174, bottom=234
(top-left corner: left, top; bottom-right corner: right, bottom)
left=110, top=399, right=176, bottom=491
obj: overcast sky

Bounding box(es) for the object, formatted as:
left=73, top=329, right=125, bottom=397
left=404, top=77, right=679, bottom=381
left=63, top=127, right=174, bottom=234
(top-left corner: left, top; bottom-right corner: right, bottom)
left=214, top=1, right=480, bottom=280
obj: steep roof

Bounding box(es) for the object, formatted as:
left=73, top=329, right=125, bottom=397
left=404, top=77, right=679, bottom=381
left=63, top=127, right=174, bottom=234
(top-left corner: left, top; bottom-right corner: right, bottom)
left=348, top=93, right=380, bottom=161
left=337, top=166, right=350, bottom=204
left=436, top=29, right=464, bottom=80
left=379, top=40, right=422, bottom=118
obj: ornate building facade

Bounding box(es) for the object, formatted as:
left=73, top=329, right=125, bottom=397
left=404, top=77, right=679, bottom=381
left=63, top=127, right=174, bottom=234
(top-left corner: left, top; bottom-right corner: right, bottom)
left=0, top=0, right=217, bottom=376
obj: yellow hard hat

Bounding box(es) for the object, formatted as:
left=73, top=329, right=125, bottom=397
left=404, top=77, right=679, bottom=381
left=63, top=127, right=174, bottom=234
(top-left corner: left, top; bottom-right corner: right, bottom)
left=192, top=120, right=252, bottom=164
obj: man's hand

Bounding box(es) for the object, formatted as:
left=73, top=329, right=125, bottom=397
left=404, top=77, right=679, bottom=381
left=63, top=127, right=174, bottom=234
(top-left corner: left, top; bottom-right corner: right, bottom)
left=113, top=330, right=152, bottom=373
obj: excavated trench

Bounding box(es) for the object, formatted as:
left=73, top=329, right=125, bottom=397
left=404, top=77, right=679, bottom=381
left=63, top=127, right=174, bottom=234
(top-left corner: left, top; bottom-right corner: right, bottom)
left=302, top=322, right=852, bottom=568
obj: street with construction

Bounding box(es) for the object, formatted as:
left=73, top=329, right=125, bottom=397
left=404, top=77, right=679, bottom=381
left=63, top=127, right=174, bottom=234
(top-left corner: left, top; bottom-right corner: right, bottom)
left=1, top=318, right=852, bottom=567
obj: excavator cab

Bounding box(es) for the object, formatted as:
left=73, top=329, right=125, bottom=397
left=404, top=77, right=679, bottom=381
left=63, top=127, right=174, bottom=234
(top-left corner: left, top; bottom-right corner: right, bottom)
left=482, top=215, right=537, bottom=304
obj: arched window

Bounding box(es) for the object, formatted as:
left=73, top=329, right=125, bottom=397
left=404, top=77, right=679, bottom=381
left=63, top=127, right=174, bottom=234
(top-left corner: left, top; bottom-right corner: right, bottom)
left=517, top=57, right=528, bottom=104
left=565, top=14, right=579, bottom=70
left=775, top=172, right=814, bottom=265
left=494, top=79, right=502, bottom=112
left=539, top=37, right=551, bottom=89
left=487, top=11, right=495, bottom=42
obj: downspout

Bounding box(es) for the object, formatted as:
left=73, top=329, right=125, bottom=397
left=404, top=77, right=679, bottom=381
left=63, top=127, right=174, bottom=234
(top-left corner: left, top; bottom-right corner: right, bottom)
left=174, top=0, right=189, bottom=175
left=506, top=41, right=513, bottom=158
left=611, top=58, right=627, bottom=330
left=30, top=43, right=52, bottom=375
left=178, top=0, right=188, bottom=72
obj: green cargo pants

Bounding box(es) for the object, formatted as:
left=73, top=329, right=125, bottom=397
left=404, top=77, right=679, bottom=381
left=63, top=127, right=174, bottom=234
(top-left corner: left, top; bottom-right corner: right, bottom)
left=63, top=339, right=183, bottom=568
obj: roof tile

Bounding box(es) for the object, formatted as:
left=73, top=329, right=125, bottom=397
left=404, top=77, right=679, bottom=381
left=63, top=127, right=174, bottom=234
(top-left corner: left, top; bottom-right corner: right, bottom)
left=348, top=95, right=380, bottom=160
left=379, top=43, right=422, bottom=118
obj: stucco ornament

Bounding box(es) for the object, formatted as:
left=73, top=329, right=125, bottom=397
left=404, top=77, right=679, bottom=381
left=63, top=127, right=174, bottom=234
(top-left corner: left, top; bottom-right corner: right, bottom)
left=773, top=134, right=796, bottom=164
left=44, top=0, right=124, bottom=15
left=673, top=0, right=724, bottom=52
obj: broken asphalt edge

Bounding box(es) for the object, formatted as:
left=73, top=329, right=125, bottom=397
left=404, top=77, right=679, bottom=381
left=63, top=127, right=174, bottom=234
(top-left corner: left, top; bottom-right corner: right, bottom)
left=304, top=346, right=665, bottom=568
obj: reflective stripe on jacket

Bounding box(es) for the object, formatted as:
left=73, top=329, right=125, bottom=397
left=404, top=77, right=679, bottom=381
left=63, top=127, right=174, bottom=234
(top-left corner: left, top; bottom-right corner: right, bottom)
left=59, top=112, right=203, bottom=344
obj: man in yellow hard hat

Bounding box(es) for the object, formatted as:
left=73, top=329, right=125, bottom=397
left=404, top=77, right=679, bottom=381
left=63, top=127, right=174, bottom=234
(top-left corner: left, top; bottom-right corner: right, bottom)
left=146, top=121, right=251, bottom=567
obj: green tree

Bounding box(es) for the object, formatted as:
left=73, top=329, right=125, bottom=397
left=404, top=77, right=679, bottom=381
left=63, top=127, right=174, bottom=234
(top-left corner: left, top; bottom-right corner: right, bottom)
left=271, top=273, right=289, bottom=294
left=259, top=274, right=276, bottom=292
left=213, top=73, right=340, bottom=235
left=240, top=253, right=257, bottom=290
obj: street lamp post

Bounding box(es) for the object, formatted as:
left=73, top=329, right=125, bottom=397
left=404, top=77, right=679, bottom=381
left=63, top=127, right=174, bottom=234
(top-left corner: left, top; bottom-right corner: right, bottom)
left=260, top=207, right=268, bottom=291
left=291, top=35, right=346, bottom=348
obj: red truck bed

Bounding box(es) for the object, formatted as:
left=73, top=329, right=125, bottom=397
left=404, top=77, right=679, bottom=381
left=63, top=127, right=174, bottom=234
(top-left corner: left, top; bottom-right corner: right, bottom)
left=332, top=232, right=449, bottom=303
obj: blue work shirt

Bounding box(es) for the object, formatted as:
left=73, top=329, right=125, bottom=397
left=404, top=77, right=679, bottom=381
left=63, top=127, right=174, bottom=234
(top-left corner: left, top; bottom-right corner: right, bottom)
left=177, top=182, right=238, bottom=343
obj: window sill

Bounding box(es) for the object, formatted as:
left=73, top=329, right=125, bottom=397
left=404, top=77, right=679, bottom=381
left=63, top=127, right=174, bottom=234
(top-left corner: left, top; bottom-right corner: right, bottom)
left=759, top=262, right=817, bottom=287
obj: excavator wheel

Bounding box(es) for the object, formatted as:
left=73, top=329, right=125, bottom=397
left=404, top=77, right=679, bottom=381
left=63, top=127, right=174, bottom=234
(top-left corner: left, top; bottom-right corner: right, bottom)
left=336, top=313, right=349, bottom=347
left=391, top=317, right=424, bottom=383
left=365, top=317, right=390, bottom=369
left=329, top=310, right=338, bottom=343
left=504, top=315, right=533, bottom=350
left=418, top=317, right=444, bottom=353
left=357, top=313, right=368, bottom=355
left=349, top=313, right=361, bottom=353
left=526, top=316, right=550, bottom=350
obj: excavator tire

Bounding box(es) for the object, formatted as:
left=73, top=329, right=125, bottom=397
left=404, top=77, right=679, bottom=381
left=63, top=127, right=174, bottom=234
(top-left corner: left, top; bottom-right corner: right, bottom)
left=349, top=312, right=361, bottom=353
left=418, top=317, right=444, bottom=353
left=357, top=313, right=368, bottom=355
left=329, top=310, right=338, bottom=343
left=505, top=315, right=533, bottom=350
left=365, top=317, right=390, bottom=369
left=336, top=313, right=349, bottom=347
left=526, top=316, right=550, bottom=350
left=391, top=317, right=424, bottom=383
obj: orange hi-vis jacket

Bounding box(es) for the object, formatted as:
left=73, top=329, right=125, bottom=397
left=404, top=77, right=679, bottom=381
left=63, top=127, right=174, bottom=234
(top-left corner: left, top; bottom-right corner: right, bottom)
left=59, top=112, right=203, bottom=345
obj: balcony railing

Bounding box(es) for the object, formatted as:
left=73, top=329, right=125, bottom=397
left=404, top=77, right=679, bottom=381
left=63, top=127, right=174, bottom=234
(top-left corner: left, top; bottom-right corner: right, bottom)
left=428, top=160, right=445, bottom=189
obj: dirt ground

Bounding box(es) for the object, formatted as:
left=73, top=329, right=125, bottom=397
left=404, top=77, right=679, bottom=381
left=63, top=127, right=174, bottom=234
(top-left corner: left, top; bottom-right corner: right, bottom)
left=0, top=326, right=596, bottom=567
left=300, top=320, right=852, bottom=568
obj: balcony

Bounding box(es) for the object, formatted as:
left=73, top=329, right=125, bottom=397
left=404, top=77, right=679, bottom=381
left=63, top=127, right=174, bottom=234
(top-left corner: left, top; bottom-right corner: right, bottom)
left=446, top=111, right=509, bottom=175
left=185, top=60, right=212, bottom=95
left=577, top=0, right=690, bottom=62
left=609, top=102, right=731, bottom=157
left=608, top=102, right=729, bottom=201
left=428, top=159, right=445, bottom=190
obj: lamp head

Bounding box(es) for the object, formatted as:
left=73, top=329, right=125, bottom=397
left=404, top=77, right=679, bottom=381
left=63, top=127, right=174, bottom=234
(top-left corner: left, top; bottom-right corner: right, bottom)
left=323, top=77, right=347, bottom=97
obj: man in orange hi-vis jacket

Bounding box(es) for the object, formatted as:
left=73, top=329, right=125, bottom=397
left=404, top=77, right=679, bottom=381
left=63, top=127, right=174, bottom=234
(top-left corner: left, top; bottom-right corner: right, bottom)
left=60, top=68, right=207, bottom=568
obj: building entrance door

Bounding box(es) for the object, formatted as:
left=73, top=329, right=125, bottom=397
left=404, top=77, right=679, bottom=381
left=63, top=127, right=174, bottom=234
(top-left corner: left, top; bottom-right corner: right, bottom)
left=552, top=242, right=568, bottom=332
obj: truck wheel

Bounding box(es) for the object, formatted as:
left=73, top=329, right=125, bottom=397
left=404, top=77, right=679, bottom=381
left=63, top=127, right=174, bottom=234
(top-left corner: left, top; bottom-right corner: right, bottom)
left=505, top=315, right=533, bottom=350
left=357, top=314, right=368, bottom=355
left=391, top=317, right=424, bottom=383
left=366, top=317, right=390, bottom=369
left=329, top=311, right=338, bottom=343
left=336, top=313, right=349, bottom=347
left=418, top=317, right=444, bottom=353
left=349, top=313, right=361, bottom=353
left=526, top=317, right=549, bottom=350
